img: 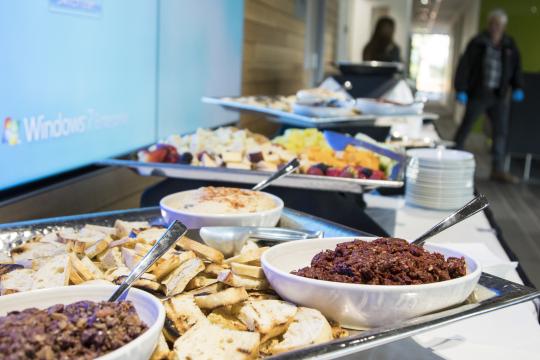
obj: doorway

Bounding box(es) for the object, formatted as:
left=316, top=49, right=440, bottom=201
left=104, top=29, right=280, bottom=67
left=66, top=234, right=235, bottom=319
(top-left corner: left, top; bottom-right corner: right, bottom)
left=409, top=33, right=452, bottom=103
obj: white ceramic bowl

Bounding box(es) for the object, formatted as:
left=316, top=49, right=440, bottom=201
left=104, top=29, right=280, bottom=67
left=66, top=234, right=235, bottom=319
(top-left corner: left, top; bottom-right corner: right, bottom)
left=261, top=237, right=481, bottom=329
left=160, top=190, right=284, bottom=228
left=0, top=285, right=165, bottom=360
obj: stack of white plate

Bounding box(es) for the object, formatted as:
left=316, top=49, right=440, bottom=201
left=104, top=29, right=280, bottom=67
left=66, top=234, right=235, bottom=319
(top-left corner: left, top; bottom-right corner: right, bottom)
left=405, top=148, right=475, bottom=210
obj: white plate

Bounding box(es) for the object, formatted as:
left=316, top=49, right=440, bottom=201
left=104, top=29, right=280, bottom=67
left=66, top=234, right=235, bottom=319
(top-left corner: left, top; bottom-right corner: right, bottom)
left=292, top=103, right=356, bottom=117
left=262, top=237, right=481, bottom=329
left=406, top=187, right=474, bottom=198
left=406, top=179, right=474, bottom=189
left=405, top=195, right=474, bottom=210
left=407, top=163, right=476, bottom=172
left=355, top=98, right=424, bottom=115
left=407, top=148, right=474, bottom=163
left=0, top=285, right=165, bottom=360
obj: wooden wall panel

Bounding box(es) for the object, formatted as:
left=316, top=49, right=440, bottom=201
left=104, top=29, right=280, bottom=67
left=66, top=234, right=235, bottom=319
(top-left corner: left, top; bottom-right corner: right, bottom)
left=240, top=0, right=339, bottom=135
left=323, top=0, right=339, bottom=76
left=240, top=0, right=307, bottom=135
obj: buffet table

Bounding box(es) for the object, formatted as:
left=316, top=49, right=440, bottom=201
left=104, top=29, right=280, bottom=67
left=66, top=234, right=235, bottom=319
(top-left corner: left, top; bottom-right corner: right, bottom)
left=351, top=193, right=540, bottom=360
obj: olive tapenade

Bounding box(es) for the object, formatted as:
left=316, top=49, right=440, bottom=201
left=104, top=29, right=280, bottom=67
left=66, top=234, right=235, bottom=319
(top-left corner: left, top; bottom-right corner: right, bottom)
left=292, top=238, right=466, bottom=285
left=0, top=300, right=147, bottom=360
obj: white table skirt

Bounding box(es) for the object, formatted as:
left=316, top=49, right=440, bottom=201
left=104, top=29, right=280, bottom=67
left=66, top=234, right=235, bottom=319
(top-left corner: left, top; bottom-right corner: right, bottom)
left=342, top=193, right=540, bottom=360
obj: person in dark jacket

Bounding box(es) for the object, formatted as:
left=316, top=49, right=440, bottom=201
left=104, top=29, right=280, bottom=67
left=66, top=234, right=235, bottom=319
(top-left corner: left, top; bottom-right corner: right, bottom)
left=363, top=16, right=401, bottom=63
left=454, top=9, right=524, bottom=183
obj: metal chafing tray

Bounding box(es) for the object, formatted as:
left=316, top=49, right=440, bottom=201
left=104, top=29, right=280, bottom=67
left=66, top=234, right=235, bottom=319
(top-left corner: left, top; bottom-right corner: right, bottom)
left=98, top=155, right=404, bottom=194
left=1, top=207, right=538, bottom=359
left=202, top=96, right=439, bottom=129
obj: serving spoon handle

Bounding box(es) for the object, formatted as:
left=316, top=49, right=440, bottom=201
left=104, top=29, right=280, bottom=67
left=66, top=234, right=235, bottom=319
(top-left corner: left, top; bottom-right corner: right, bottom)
left=252, top=158, right=300, bottom=191
left=108, top=220, right=187, bottom=302
left=411, top=194, right=489, bottom=247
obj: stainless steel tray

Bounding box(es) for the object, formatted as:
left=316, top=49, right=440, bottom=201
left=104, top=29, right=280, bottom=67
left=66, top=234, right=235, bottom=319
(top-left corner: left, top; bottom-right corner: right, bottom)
left=202, top=96, right=439, bottom=128
left=98, top=156, right=404, bottom=194
left=1, top=207, right=538, bottom=359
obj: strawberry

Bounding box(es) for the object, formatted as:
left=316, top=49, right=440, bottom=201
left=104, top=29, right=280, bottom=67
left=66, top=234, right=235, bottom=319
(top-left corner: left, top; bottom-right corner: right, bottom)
left=370, top=170, right=386, bottom=180
left=146, top=148, right=168, bottom=163
left=339, top=166, right=357, bottom=178
left=326, top=167, right=342, bottom=177
left=307, top=165, right=324, bottom=176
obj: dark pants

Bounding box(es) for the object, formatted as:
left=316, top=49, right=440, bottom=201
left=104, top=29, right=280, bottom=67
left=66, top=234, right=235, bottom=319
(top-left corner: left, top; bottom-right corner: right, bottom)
left=454, top=95, right=509, bottom=172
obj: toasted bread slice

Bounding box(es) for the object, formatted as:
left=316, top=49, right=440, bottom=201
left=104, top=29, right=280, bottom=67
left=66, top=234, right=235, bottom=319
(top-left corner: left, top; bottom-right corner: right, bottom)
left=0, top=268, right=34, bottom=295
left=135, top=227, right=166, bottom=245
left=238, top=300, right=297, bottom=342
left=224, top=247, right=268, bottom=265
left=109, top=237, right=139, bottom=249
left=176, top=237, right=224, bottom=264
left=114, top=220, right=150, bottom=238
left=162, top=258, right=205, bottom=296
left=218, top=270, right=269, bottom=290
left=331, top=324, right=349, bottom=339
left=11, top=242, right=66, bottom=267
left=80, top=256, right=104, bottom=279
left=171, top=322, right=260, bottom=360
left=114, top=276, right=161, bottom=292
left=121, top=247, right=142, bottom=271
left=270, top=307, right=333, bottom=354
left=165, top=294, right=207, bottom=334
left=39, top=232, right=61, bottom=244
left=97, top=247, right=124, bottom=270
left=150, top=332, right=170, bottom=360
left=68, top=253, right=95, bottom=281
left=230, top=262, right=265, bottom=279
left=186, top=282, right=223, bottom=296
left=31, top=254, right=70, bottom=290
left=185, top=274, right=218, bottom=291
left=69, top=266, right=86, bottom=285
left=247, top=291, right=279, bottom=301
left=66, top=238, right=96, bottom=254
left=207, top=306, right=248, bottom=331
left=85, top=236, right=112, bottom=259
left=59, top=227, right=106, bottom=253
left=82, top=224, right=116, bottom=237
left=103, top=267, right=157, bottom=282
left=194, top=286, right=249, bottom=310
left=240, top=240, right=259, bottom=254
left=79, top=279, right=113, bottom=286
left=259, top=338, right=280, bottom=356
left=203, top=263, right=228, bottom=276
left=0, top=253, right=13, bottom=264
left=134, top=242, right=152, bottom=256
left=152, top=251, right=195, bottom=281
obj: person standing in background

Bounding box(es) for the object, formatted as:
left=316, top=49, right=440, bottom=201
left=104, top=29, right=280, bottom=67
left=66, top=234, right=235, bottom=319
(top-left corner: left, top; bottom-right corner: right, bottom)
left=454, top=9, right=524, bottom=183
left=363, top=16, right=401, bottom=63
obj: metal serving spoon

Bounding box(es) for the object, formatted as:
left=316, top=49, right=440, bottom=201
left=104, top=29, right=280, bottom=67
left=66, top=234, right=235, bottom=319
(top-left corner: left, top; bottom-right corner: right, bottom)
left=108, top=220, right=187, bottom=302
left=199, top=226, right=323, bottom=257
left=251, top=158, right=300, bottom=191
left=411, top=194, right=489, bottom=247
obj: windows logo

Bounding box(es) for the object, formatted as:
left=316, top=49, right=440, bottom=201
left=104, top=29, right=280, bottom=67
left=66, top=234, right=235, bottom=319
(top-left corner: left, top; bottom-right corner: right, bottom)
left=2, top=117, right=20, bottom=145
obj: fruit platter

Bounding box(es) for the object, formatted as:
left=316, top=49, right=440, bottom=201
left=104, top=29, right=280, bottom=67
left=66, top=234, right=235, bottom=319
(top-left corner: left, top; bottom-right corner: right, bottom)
left=99, top=127, right=405, bottom=194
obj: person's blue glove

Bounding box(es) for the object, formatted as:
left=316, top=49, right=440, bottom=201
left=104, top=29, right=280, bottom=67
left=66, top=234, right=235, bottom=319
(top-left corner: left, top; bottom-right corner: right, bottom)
left=512, top=89, right=524, bottom=102
left=456, top=91, right=468, bottom=104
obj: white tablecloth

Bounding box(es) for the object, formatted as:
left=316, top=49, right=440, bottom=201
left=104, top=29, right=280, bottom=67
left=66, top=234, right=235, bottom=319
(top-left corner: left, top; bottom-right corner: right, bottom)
left=342, top=194, right=540, bottom=360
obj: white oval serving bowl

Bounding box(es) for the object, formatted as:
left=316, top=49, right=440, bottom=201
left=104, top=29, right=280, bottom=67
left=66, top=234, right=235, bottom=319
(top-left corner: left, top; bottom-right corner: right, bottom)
left=160, top=189, right=284, bottom=228
left=261, top=237, right=481, bottom=329
left=0, top=285, right=165, bottom=360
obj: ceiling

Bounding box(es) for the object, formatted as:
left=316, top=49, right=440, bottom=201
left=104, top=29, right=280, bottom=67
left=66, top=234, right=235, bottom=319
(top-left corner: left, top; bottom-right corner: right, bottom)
left=412, top=0, right=472, bottom=31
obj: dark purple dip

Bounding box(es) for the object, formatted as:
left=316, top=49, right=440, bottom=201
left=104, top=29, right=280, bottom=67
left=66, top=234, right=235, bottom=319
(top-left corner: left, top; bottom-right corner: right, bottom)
left=292, top=238, right=467, bottom=285
left=0, top=300, right=147, bottom=360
